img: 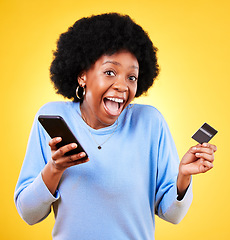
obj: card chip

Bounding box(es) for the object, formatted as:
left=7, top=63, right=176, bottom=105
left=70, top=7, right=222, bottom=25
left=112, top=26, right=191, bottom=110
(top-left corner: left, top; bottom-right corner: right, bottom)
left=192, top=123, right=218, bottom=144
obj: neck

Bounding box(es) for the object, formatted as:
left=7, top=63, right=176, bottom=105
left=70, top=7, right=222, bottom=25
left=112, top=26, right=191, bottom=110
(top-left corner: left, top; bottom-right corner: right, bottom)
left=80, top=103, right=113, bottom=130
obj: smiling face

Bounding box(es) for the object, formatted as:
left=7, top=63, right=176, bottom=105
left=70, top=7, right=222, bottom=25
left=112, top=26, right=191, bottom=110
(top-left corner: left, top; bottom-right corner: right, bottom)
left=78, top=50, right=139, bottom=129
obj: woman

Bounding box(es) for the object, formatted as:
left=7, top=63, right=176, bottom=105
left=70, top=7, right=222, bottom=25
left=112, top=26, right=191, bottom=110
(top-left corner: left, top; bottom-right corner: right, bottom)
left=15, top=13, right=217, bottom=239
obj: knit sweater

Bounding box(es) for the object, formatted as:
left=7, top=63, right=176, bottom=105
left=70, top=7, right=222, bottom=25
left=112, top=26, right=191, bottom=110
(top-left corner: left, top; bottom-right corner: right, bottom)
left=15, top=101, right=193, bottom=240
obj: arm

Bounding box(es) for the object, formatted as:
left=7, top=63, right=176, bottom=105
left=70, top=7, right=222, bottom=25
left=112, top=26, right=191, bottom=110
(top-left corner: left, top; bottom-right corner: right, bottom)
left=15, top=117, right=89, bottom=225
left=155, top=119, right=193, bottom=224
left=42, top=137, right=89, bottom=195
left=14, top=116, right=55, bottom=225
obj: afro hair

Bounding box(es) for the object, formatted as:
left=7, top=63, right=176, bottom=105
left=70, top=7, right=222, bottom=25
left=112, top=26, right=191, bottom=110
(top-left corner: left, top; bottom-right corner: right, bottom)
left=50, top=13, right=159, bottom=102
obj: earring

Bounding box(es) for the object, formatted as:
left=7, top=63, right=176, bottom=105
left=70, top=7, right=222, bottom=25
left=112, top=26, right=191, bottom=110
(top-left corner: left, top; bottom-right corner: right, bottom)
left=76, top=86, right=86, bottom=100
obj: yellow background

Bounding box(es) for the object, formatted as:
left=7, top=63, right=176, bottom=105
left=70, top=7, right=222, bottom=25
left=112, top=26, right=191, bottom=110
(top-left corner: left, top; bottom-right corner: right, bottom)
left=1, top=0, right=229, bottom=239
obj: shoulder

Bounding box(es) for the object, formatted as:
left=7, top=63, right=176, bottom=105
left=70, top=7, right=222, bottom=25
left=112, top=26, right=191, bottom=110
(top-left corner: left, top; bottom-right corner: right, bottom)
left=37, top=101, right=77, bottom=115
left=129, top=104, right=165, bottom=123
left=120, top=103, right=167, bottom=133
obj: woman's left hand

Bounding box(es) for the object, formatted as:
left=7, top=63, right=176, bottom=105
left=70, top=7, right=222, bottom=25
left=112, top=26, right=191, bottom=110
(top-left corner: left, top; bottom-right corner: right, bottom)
left=177, top=143, right=217, bottom=199
left=180, top=143, right=217, bottom=176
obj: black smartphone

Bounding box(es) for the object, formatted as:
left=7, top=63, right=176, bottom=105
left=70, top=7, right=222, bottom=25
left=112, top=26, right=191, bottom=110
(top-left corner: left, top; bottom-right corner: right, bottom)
left=38, top=115, right=88, bottom=160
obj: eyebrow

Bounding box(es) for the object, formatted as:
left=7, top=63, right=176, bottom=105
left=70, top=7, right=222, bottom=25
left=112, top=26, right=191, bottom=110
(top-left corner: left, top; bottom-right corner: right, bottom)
left=102, top=60, right=139, bottom=70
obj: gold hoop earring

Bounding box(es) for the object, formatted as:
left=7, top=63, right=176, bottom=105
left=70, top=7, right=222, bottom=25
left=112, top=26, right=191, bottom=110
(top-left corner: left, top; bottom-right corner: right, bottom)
left=76, top=86, right=86, bottom=100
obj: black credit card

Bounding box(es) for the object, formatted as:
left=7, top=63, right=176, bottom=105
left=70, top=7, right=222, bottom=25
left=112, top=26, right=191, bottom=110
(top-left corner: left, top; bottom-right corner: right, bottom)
left=192, top=123, right=218, bottom=144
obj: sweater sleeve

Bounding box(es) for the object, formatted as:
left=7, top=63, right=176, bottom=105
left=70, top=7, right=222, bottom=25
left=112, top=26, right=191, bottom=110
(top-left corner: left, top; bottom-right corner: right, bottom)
left=154, top=117, right=193, bottom=224
left=14, top=113, right=60, bottom=225
left=158, top=181, right=193, bottom=224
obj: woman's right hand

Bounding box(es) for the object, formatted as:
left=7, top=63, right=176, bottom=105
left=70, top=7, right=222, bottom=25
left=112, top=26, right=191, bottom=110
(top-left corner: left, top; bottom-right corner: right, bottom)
left=49, top=137, right=89, bottom=173
left=41, top=137, right=89, bottom=195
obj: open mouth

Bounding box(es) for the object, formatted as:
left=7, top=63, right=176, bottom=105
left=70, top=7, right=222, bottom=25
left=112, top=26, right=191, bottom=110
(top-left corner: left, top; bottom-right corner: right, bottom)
left=103, top=97, right=125, bottom=116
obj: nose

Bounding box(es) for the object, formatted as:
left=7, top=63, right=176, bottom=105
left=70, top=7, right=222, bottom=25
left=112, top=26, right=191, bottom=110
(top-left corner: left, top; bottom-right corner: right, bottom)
left=112, top=76, right=128, bottom=92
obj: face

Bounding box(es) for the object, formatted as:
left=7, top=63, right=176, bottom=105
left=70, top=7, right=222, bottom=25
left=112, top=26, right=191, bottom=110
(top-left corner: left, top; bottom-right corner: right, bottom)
left=79, top=50, right=139, bottom=129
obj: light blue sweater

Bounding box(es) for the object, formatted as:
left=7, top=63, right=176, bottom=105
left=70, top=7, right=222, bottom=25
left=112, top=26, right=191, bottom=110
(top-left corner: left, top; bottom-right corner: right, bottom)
left=15, top=101, right=192, bottom=240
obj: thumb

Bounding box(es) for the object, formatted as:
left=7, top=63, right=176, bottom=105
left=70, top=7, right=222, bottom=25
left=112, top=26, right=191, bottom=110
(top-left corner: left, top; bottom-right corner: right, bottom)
left=181, top=145, right=200, bottom=165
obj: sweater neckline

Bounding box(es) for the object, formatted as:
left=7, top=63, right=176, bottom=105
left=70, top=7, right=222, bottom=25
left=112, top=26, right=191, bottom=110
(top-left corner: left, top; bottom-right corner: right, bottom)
left=68, top=101, right=126, bottom=135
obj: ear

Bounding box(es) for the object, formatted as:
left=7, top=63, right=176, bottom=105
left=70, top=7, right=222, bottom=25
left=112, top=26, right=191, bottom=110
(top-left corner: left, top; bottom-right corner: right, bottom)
left=78, top=71, right=87, bottom=87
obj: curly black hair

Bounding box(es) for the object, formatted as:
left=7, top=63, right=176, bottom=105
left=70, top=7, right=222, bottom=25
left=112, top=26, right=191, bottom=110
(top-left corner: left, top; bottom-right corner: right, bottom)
left=50, top=13, right=159, bottom=102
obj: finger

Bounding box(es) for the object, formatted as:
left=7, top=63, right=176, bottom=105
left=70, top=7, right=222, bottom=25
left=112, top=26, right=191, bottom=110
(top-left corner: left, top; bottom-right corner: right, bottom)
left=64, top=159, right=89, bottom=169
left=65, top=153, right=89, bottom=168
left=71, top=157, right=90, bottom=165
left=52, top=143, right=77, bottom=160
left=199, top=159, right=214, bottom=173
left=189, top=144, right=202, bottom=153
left=195, top=152, right=214, bottom=162
left=203, top=159, right=214, bottom=169
left=51, top=153, right=89, bottom=171
left=49, top=137, right=62, bottom=150
left=181, top=141, right=217, bottom=168
left=67, top=152, right=87, bottom=162
left=193, top=146, right=214, bottom=155
left=184, top=158, right=214, bottom=175
left=181, top=146, right=199, bottom=165
left=190, top=144, right=217, bottom=160
left=202, top=143, right=217, bottom=152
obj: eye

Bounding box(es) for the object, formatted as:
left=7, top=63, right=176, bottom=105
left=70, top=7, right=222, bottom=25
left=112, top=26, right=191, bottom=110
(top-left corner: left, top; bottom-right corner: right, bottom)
left=128, top=75, right=138, bottom=81
left=104, top=70, right=116, bottom=77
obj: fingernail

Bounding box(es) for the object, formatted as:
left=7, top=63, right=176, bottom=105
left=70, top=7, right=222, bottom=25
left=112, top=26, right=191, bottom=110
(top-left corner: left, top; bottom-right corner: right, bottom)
left=71, top=143, right=77, bottom=148
left=196, top=153, right=201, bottom=156
left=192, top=147, right=197, bottom=151
left=203, top=143, right=208, bottom=147
left=80, top=152, right=86, bottom=157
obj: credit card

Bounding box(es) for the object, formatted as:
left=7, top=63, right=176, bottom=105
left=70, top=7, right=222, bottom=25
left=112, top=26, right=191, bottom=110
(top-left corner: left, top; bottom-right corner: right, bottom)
left=192, top=123, right=218, bottom=144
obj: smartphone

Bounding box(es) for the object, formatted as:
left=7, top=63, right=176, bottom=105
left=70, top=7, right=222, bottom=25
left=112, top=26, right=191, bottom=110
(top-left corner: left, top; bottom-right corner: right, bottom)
left=38, top=115, right=88, bottom=160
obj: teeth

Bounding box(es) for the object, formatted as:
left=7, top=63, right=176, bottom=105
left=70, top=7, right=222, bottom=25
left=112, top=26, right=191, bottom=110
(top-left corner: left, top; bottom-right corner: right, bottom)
left=107, top=97, right=124, bottom=103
